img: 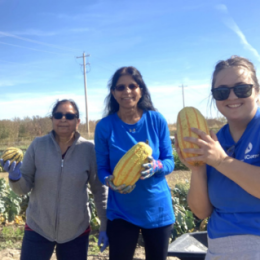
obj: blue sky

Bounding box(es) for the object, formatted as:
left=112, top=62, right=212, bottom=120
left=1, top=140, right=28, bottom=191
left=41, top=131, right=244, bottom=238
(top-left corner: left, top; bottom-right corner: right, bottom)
left=1, top=0, right=260, bottom=124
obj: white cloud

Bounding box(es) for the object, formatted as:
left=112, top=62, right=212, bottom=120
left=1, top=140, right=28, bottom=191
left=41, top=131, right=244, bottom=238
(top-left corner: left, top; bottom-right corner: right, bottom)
left=225, top=20, right=260, bottom=62
left=0, top=83, right=218, bottom=124
left=0, top=31, right=78, bottom=52
left=216, top=4, right=260, bottom=62
left=10, top=28, right=91, bottom=36
left=215, top=4, right=228, bottom=13
left=0, top=92, right=105, bottom=122
left=0, top=41, right=65, bottom=55
left=69, top=28, right=90, bottom=33
left=0, top=80, right=15, bottom=87
left=0, top=79, right=32, bottom=88
left=11, top=29, right=57, bottom=37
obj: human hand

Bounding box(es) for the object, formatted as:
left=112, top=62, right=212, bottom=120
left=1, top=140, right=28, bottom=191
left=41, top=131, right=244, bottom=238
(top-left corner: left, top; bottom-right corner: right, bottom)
left=105, top=175, right=135, bottom=194
left=0, top=159, right=22, bottom=181
left=98, top=231, right=109, bottom=252
left=174, top=134, right=199, bottom=171
left=140, top=156, right=163, bottom=179
left=182, top=128, right=228, bottom=168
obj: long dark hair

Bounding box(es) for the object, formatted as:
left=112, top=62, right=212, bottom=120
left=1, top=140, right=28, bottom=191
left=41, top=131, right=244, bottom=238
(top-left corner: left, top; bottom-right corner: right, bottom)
left=103, top=66, right=156, bottom=116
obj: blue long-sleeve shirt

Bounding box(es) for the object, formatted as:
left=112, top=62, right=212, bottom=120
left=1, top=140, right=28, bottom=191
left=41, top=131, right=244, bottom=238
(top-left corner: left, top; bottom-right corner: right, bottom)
left=94, top=110, right=175, bottom=228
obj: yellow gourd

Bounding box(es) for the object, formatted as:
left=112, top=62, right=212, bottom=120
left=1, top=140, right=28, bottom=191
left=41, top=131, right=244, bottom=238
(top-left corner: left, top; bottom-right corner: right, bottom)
left=1, top=147, right=24, bottom=165
left=113, top=142, right=152, bottom=186
left=176, top=107, right=209, bottom=166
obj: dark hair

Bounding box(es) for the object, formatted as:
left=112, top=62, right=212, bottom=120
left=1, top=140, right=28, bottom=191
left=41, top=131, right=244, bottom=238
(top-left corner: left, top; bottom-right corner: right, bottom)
left=212, top=55, right=259, bottom=92
left=51, top=99, right=80, bottom=118
left=103, top=66, right=156, bottom=116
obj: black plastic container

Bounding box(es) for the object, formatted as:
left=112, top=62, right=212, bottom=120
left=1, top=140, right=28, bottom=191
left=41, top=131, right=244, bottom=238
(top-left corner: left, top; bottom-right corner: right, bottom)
left=167, top=231, right=208, bottom=260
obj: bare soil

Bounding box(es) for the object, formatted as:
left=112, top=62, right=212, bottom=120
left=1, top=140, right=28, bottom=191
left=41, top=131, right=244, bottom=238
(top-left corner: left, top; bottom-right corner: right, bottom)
left=0, top=170, right=190, bottom=259
left=0, top=247, right=180, bottom=260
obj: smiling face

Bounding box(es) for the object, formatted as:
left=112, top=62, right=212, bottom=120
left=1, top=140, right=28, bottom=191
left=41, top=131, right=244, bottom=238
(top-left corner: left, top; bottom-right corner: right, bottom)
left=214, top=66, right=258, bottom=124
left=52, top=102, right=80, bottom=137
left=111, top=74, right=142, bottom=111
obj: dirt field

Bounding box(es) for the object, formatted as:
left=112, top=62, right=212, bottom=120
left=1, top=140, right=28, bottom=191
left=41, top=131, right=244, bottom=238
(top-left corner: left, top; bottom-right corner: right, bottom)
left=0, top=247, right=180, bottom=260
left=0, top=170, right=190, bottom=259
left=0, top=170, right=191, bottom=190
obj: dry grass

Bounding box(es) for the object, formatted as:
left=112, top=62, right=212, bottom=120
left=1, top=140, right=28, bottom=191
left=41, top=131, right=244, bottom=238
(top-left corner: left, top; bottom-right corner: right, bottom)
left=0, top=172, right=9, bottom=183
left=166, top=170, right=191, bottom=189
left=0, top=171, right=190, bottom=190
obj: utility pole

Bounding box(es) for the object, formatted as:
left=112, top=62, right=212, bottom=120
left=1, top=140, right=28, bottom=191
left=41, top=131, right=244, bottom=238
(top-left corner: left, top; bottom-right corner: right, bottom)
left=76, top=52, right=90, bottom=133
left=179, top=84, right=187, bottom=108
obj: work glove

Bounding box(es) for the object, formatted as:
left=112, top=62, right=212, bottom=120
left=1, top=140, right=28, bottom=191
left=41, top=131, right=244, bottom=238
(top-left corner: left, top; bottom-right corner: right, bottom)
left=98, top=231, right=109, bottom=252
left=0, top=159, right=22, bottom=181
left=105, top=175, right=135, bottom=194
left=140, top=156, right=163, bottom=179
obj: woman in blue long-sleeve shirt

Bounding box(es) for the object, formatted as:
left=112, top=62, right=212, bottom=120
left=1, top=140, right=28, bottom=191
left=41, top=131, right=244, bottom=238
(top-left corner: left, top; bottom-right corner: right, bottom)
left=94, top=66, right=175, bottom=260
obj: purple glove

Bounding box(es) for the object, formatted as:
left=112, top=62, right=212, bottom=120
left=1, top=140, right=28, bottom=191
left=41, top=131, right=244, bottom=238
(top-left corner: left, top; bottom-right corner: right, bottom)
left=0, top=159, right=22, bottom=181
left=140, top=156, right=163, bottom=179
left=105, top=175, right=135, bottom=194
left=98, top=231, right=109, bottom=252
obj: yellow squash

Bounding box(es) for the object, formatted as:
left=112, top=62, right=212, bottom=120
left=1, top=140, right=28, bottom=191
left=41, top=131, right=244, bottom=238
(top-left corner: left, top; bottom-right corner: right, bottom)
left=113, top=142, right=152, bottom=186
left=176, top=107, right=209, bottom=166
left=1, top=147, right=24, bottom=165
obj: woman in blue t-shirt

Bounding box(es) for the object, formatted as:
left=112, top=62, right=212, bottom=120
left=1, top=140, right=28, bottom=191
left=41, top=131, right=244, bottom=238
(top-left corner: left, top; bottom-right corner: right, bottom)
left=94, top=66, right=175, bottom=260
left=175, top=56, right=260, bottom=259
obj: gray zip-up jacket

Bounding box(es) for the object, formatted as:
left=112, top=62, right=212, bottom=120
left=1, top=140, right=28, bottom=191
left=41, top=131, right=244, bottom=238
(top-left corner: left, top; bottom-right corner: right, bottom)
left=10, top=131, right=107, bottom=243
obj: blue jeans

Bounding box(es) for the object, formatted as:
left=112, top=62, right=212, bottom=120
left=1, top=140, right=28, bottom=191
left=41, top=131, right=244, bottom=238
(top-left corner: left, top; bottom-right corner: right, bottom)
left=20, top=230, right=89, bottom=260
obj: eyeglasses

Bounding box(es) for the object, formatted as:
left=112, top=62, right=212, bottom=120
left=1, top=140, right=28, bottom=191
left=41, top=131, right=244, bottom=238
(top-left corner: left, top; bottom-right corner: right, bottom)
left=211, top=84, right=253, bottom=101
left=113, top=83, right=139, bottom=92
left=53, top=112, right=78, bottom=120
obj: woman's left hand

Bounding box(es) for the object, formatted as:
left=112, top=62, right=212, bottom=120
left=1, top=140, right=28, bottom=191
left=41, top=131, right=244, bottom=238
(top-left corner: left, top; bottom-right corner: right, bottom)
left=140, top=156, right=163, bottom=179
left=98, top=231, right=109, bottom=252
left=183, top=128, right=228, bottom=168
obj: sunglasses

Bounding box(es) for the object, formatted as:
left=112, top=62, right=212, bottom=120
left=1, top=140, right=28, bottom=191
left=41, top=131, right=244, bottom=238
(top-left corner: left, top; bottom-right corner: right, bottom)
left=53, top=112, right=78, bottom=120
left=113, top=83, right=139, bottom=92
left=211, top=84, right=253, bottom=101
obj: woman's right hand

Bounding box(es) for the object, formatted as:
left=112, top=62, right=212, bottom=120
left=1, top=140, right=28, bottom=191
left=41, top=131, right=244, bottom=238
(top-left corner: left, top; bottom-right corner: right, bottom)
left=105, top=175, right=135, bottom=194
left=174, top=134, right=204, bottom=173
left=0, top=159, right=22, bottom=181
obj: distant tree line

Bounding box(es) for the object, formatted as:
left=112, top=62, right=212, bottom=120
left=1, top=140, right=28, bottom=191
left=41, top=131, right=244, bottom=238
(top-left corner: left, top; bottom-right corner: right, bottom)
left=0, top=116, right=98, bottom=144
left=0, top=116, right=227, bottom=145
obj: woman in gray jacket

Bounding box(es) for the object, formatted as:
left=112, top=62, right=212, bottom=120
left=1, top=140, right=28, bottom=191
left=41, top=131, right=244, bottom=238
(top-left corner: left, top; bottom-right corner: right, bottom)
left=0, top=99, right=108, bottom=260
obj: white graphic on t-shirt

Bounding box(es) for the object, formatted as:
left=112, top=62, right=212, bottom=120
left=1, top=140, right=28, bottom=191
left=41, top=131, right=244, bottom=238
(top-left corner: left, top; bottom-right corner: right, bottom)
left=245, top=142, right=253, bottom=154
left=244, top=142, right=259, bottom=160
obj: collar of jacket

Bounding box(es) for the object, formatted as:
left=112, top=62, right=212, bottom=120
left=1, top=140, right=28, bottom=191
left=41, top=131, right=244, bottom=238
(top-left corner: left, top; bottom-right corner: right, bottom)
left=49, top=130, right=81, bottom=155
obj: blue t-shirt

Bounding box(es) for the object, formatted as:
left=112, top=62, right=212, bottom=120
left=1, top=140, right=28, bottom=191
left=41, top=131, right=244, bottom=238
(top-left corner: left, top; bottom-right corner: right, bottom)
left=207, top=107, right=260, bottom=239
left=94, top=110, right=175, bottom=228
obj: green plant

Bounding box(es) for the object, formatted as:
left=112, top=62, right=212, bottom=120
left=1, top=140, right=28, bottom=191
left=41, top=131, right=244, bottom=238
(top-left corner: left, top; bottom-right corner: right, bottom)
left=171, top=181, right=195, bottom=240
left=88, top=186, right=101, bottom=231
left=172, top=182, right=190, bottom=208
left=0, top=226, right=24, bottom=250
left=1, top=226, right=24, bottom=240
left=172, top=196, right=196, bottom=240
left=88, top=234, right=100, bottom=255
left=0, top=178, right=22, bottom=222
left=173, top=151, right=189, bottom=170
left=171, top=181, right=208, bottom=240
